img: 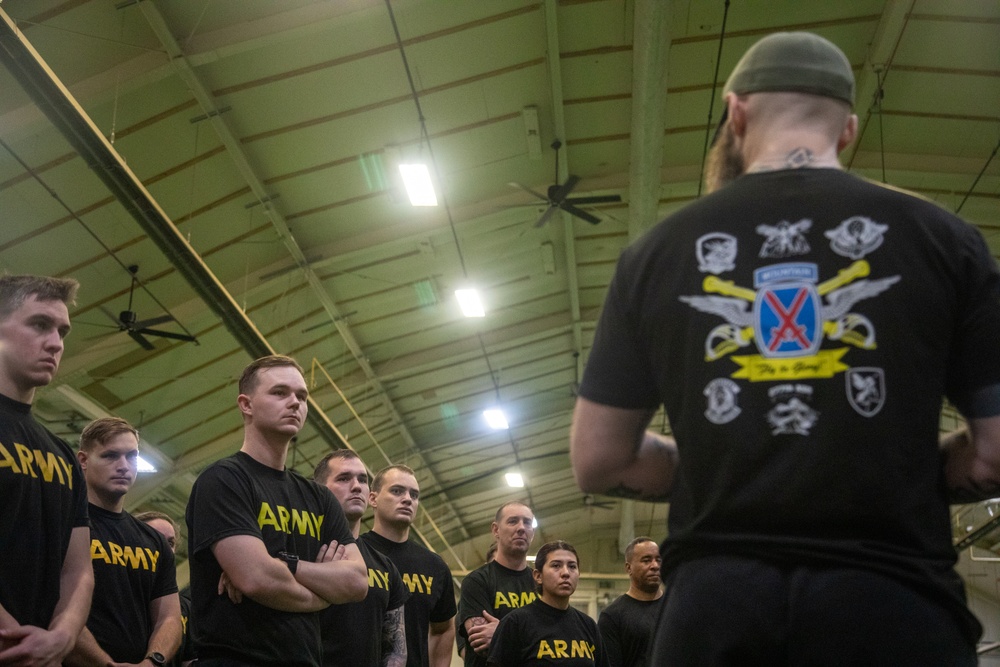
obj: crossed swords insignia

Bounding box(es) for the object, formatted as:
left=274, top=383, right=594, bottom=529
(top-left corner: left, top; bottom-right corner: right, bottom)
left=680, top=260, right=900, bottom=361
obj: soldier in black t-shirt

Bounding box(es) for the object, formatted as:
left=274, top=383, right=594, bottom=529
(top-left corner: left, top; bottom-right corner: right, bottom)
left=488, top=541, right=607, bottom=667
left=597, top=537, right=662, bottom=667
left=360, top=465, right=456, bottom=667
left=314, top=449, right=408, bottom=666
left=65, top=417, right=181, bottom=667
left=456, top=543, right=497, bottom=662
left=458, top=502, right=537, bottom=667
left=185, top=355, right=367, bottom=667
left=571, top=31, right=1000, bottom=666
left=136, top=511, right=194, bottom=667
left=0, top=275, right=93, bottom=667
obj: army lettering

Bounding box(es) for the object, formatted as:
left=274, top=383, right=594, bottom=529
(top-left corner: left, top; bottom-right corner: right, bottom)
left=536, top=639, right=596, bottom=660
left=368, top=568, right=391, bottom=590
left=257, top=501, right=324, bottom=538
left=0, top=440, right=74, bottom=489
left=402, top=573, right=435, bottom=594
left=494, top=590, right=536, bottom=608
left=91, top=539, right=161, bottom=572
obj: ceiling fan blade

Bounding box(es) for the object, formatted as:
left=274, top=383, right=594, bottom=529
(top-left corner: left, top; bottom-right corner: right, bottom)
left=508, top=182, right=549, bottom=202
left=533, top=205, right=559, bottom=228
left=127, top=329, right=156, bottom=351
left=548, top=174, right=580, bottom=203
left=138, top=328, right=197, bottom=343
left=99, top=306, right=124, bottom=328
left=132, top=314, right=173, bottom=329
left=565, top=194, right=622, bottom=205
left=560, top=203, right=602, bottom=225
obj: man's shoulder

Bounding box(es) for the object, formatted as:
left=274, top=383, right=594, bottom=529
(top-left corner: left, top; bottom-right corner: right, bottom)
left=0, top=399, right=75, bottom=456
left=601, top=593, right=632, bottom=617
left=603, top=592, right=660, bottom=618
left=127, top=513, right=173, bottom=551
left=465, top=560, right=494, bottom=581
left=197, top=452, right=244, bottom=477
left=359, top=538, right=401, bottom=573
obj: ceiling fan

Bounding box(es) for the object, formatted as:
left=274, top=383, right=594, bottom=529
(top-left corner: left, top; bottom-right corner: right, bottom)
left=106, top=265, right=197, bottom=351
left=512, top=139, right=622, bottom=227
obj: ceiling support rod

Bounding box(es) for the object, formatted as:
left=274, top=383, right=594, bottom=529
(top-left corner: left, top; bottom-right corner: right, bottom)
left=843, top=0, right=915, bottom=170
left=542, top=0, right=587, bottom=387
left=955, top=513, right=1000, bottom=552
left=627, top=0, right=670, bottom=241
left=135, top=2, right=470, bottom=554
left=0, top=7, right=347, bottom=455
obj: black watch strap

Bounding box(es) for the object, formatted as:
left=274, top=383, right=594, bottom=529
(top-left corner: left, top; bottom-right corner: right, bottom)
left=147, top=652, right=166, bottom=667
left=277, top=550, right=299, bottom=575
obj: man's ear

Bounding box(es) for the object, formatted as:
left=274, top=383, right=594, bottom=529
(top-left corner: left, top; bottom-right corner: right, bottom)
left=77, top=449, right=87, bottom=470
left=237, top=393, right=252, bottom=417
left=837, top=113, right=859, bottom=153
left=727, top=93, right=749, bottom=138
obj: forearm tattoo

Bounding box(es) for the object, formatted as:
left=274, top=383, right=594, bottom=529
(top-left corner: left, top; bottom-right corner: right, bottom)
left=382, top=607, right=406, bottom=667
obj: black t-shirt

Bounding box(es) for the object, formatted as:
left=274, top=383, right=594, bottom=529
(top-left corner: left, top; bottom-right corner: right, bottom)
left=87, top=504, right=178, bottom=663
left=458, top=561, right=537, bottom=667
left=597, top=595, right=661, bottom=667
left=0, top=393, right=88, bottom=628
left=580, top=168, right=1000, bottom=641
left=186, top=451, right=355, bottom=667
left=169, top=590, right=193, bottom=667
left=320, top=537, right=408, bottom=666
left=488, top=599, right=608, bottom=667
left=359, top=530, right=457, bottom=667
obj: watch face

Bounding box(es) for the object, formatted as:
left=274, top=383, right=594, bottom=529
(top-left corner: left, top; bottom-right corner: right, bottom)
left=149, top=652, right=166, bottom=666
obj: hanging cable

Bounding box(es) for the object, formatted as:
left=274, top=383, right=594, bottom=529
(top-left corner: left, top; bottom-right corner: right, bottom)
left=696, top=0, right=731, bottom=197
left=384, top=0, right=468, bottom=278
left=384, top=0, right=540, bottom=511
left=0, top=138, right=197, bottom=340
left=956, top=137, right=999, bottom=215
left=875, top=68, right=887, bottom=183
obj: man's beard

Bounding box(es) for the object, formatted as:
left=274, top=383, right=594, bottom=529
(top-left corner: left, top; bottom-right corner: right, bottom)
left=703, top=122, right=745, bottom=194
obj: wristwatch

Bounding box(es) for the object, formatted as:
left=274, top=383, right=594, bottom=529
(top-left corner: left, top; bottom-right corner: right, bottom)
left=146, top=652, right=166, bottom=667
left=277, top=550, right=299, bottom=575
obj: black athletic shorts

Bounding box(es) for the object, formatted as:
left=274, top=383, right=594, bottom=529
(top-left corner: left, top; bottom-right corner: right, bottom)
left=650, top=554, right=977, bottom=667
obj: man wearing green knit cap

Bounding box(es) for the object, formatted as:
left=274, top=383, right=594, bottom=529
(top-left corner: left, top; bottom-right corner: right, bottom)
left=572, top=31, right=999, bottom=665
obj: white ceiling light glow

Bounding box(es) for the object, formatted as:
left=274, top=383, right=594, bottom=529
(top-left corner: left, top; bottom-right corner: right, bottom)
left=398, top=163, right=437, bottom=206
left=484, top=408, right=508, bottom=429
left=456, top=289, right=485, bottom=318
left=505, top=472, right=524, bottom=488
left=137, top=456, right=157, bottom=473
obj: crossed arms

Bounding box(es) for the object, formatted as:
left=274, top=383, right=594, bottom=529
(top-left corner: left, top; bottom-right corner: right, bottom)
left=213, top=535, right=367, bottom=612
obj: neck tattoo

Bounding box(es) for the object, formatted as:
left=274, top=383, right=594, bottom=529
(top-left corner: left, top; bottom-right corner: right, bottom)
left=783, top=147, right=816, bottom=168
left=749, top=147, right=818, bottom=173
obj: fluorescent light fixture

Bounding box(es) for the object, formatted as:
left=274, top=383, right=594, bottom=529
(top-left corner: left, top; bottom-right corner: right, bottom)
left=531, top=517, right=538, bottom=528
left=526, top=555, right=536, bottom=562
left=398, top=163, right=437, bottom=206
left=137, top=455, right=157, bottom=473
left=505, top=472, right=524, bottom=488
left=484, top=408, right=508, bottom=429
left=456, top=289, right=485, bottom=318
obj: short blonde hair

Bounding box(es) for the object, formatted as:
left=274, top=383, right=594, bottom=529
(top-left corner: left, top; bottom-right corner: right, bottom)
left=79, top=417, right=138, bottom=452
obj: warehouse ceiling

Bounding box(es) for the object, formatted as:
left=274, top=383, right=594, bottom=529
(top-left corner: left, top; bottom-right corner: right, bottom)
left=0, top=0, right=997, bottom=578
